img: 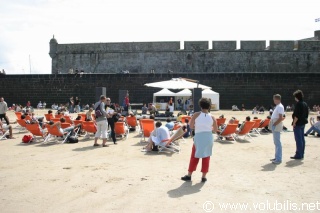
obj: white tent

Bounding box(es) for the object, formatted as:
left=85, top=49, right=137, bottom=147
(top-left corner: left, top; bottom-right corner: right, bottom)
left=175, top=89, right=192, bottom=96
left=202, top=89, right=220, bottom=110
left=152, top=89, right=176, bottom=109
left=145, top=78, right=211, bottom=89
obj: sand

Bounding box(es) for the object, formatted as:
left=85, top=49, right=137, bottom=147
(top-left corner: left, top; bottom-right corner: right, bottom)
left=0, top=110, right=320, bottom=213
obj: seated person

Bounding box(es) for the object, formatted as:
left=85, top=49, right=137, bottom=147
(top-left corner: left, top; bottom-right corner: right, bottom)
left=86, top=108, right=93, bottom=121
left=232, top=105, right=239, bottom=111
left=143, top=121, right=171, bottom=152
left=304, top=116, right=320, bottom=136
left=217, top=117, right=236, bottom=140
left=258, top=106, right=265, bottom=114
left=21, top=114, right=31, bottom=124
left=0, top=120, right=14, bottom=139
left=236, top=116, right=251, bottom=133
left=49, top=117, right=81, bottom=136
left=148, top=103, right=157, bottom=115
left=141, top=104, right=148, bottom=114
left=165, top=118, right=174, bottom=131
left=183, top=118, right=191, bottom=138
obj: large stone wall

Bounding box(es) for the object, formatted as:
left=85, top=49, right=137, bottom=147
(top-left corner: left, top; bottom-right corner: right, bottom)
left=1, top=73, right=319, bottom=110
left=50, top=39, right=320, bottom=74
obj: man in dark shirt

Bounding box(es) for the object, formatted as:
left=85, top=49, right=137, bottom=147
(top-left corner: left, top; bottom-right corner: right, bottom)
left=291, top=90, right=309, bottom=160
left=106, top=98, right=117, bottom=144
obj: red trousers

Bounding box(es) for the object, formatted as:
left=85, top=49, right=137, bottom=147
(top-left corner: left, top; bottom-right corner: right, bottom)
left=188, top=145, right=210, bottom=173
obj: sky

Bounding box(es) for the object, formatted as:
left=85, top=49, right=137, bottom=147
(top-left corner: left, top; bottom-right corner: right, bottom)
left=0, top=0, right=319, bottom=74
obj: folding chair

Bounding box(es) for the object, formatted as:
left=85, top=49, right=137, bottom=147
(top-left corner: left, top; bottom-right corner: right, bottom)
left=51, top=118, right=61, bottom=123
left=73, top=120, right=83, bottom=136
left=258, top=119, right=270, bottom=132
left=82, top=121, right=97, bottom=139
left=235, top=121, right=256, bottom=140
left=126, top=116, right=139, bottom=131
left=115, top=121, right=129, bottom=140
left=181, top=116, right=191, bottom=124
left=55, top=114, right=63, bottom=119
left=43, top=124, right=71, bottom=144
left=64, top=116, right=74, bottom=125
left=216, top=124, right=237, bottom=142
left=15, top=112, right=22, bottom=119
left=140, top=119, right=155, bottom=143
left=26, top=123, right=46, bottom=142
left=158, top=127, right=184, bottom=154
left=0, top=129, right=9, bottom=140
left=44, top=113, right=54, bottom=122
left=251, top=119, right=262, bottom=135
left=16, top=119, right=28, bottom=132
left=216, top=118, right=226, bottom=127
left=78, top=114, right=86, bottom=121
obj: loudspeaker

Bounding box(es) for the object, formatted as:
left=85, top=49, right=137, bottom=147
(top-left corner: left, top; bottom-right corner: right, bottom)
left=193, top=88, right=202, bottom=112
left=95, top=87, right=106, bottom=101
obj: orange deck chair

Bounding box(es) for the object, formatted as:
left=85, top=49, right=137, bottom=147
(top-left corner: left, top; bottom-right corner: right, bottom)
left=16, top=119, right=28, bottom=132
left=43, top=124, right=71, bottom=144
left=126, top=116, right=139, bottom=131
left=78, top=114, right=86, bottom=121
left=115, top=121, right=129, bottom=140
left=51, top=118, right=61, bottom=123
left=55, top=114, right=63, bottom=119
left=64, top=116, right=74, bottom=125
left=140, top=119, right=155, bottom=143
left=235, top=121, right=256, bottom=140
left=216, top=118, right=226, bottom=127
left=26, top=123, right=47, bottom=142
left=216, top=124, right=238, bottom=142
left=82, top=121, right=97, bottom=139
left=158, top=127, right=184, bottom=154
left=44, top=113, right=54, bottom=122
left=15, top=112, right=22, bottom=119
left=181, top=116, right=192, bottom=124
left=251, top=119, right=262, bottom=135
left=258, top=119, right=270, bottom=132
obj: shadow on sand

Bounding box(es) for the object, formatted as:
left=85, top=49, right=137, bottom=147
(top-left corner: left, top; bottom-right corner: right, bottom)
left=167, top=181, right=204, bottom=198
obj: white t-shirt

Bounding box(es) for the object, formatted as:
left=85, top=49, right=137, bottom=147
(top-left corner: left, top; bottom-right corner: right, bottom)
left=152, top=126, right=170, bottom=145
left=271, top=103, right=284, bottom=121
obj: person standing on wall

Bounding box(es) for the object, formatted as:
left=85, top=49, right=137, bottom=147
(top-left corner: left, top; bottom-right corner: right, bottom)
left=93, top=95, right=109, bottom=147
left=269, top=94, right=284, bottom=165
left=181, top=98, right=218, bottom=183
left=106, top=97, right=117, bottom=145
left=74, top=97, right=81, bottom=113
left=291, top=90, right=309, bottom=160
left=0, top=97, right=9, bottom=125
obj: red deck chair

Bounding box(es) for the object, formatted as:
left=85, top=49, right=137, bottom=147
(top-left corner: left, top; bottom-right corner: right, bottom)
left=126, top=116, right=139, bottom=131
left=26, top=123, right=46, bottom=142
left=51, top=118, right=61, bottom=123
left=16, top=119, right=28, bottom=132
left=235, top=121, right=256, bottom=140
left=115, top=121, right=129, bottom=140
left=15, top=112, right=22, bottom=119
left=44, top=113, right=54, bottom=122
left=216, top=118, right=226, bottom=127
left=181, top=116, right=191, bottom=124
left=251, top=119, right=262, bottom=135
left=64, top=116, right=74, bottom=125
left=140, top=119, right=155, bottom=143
left=82, top=121, right=97, bottom=139
left=55, top=114, right=63, bottom=119
left=44, top=124, right=71, bottom=144
left=78, top=114, right=86, bottom=121
left=216, top=124, right=238, bottom=141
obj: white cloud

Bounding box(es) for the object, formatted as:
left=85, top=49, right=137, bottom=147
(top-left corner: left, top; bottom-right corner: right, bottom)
left=0, top=0, right=319, bottom=74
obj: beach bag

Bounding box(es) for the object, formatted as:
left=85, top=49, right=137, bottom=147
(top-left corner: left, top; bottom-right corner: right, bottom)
left=67, top=136, right=78, bottom=143
left=95, top=103, right=102, bottom=118
left=22, top=135, right=33, bottom=143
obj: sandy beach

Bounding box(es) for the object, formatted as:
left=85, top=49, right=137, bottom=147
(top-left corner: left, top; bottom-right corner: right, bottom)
left=0, top=109, right=319, bottom=213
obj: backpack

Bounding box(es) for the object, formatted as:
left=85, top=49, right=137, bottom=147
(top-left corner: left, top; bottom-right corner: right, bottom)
left=22, top=135, right=33, bottom=143
left=67, top=136, right=79, bottom=143
left=95, top=102, right=103, bottom=118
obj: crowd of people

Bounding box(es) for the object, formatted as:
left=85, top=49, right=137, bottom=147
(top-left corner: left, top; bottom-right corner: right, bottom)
left=0, top=88, right=319, bottom=183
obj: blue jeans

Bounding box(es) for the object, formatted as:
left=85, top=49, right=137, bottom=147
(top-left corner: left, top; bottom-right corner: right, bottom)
left=293, top=125, right=305, bottom=158
left=272, top=126, right=282, bottom=161
left=305, top=126, right=320, bottom=135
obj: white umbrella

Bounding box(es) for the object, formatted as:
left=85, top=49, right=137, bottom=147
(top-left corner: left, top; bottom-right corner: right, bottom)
left=144, top=78, right=211, bottom=89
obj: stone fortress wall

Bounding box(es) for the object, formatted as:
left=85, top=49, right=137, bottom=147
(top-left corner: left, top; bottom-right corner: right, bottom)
left=49, top=31, right=320, bottom=74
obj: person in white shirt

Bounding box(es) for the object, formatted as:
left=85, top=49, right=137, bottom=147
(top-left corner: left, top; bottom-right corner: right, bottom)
left=304, top=116, right=320, bottom=136
left=0, top=97, right=9, bottom=125
left=269, top=94, right=284, bottom=164
left=143, top=121, right=171, bottom=152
